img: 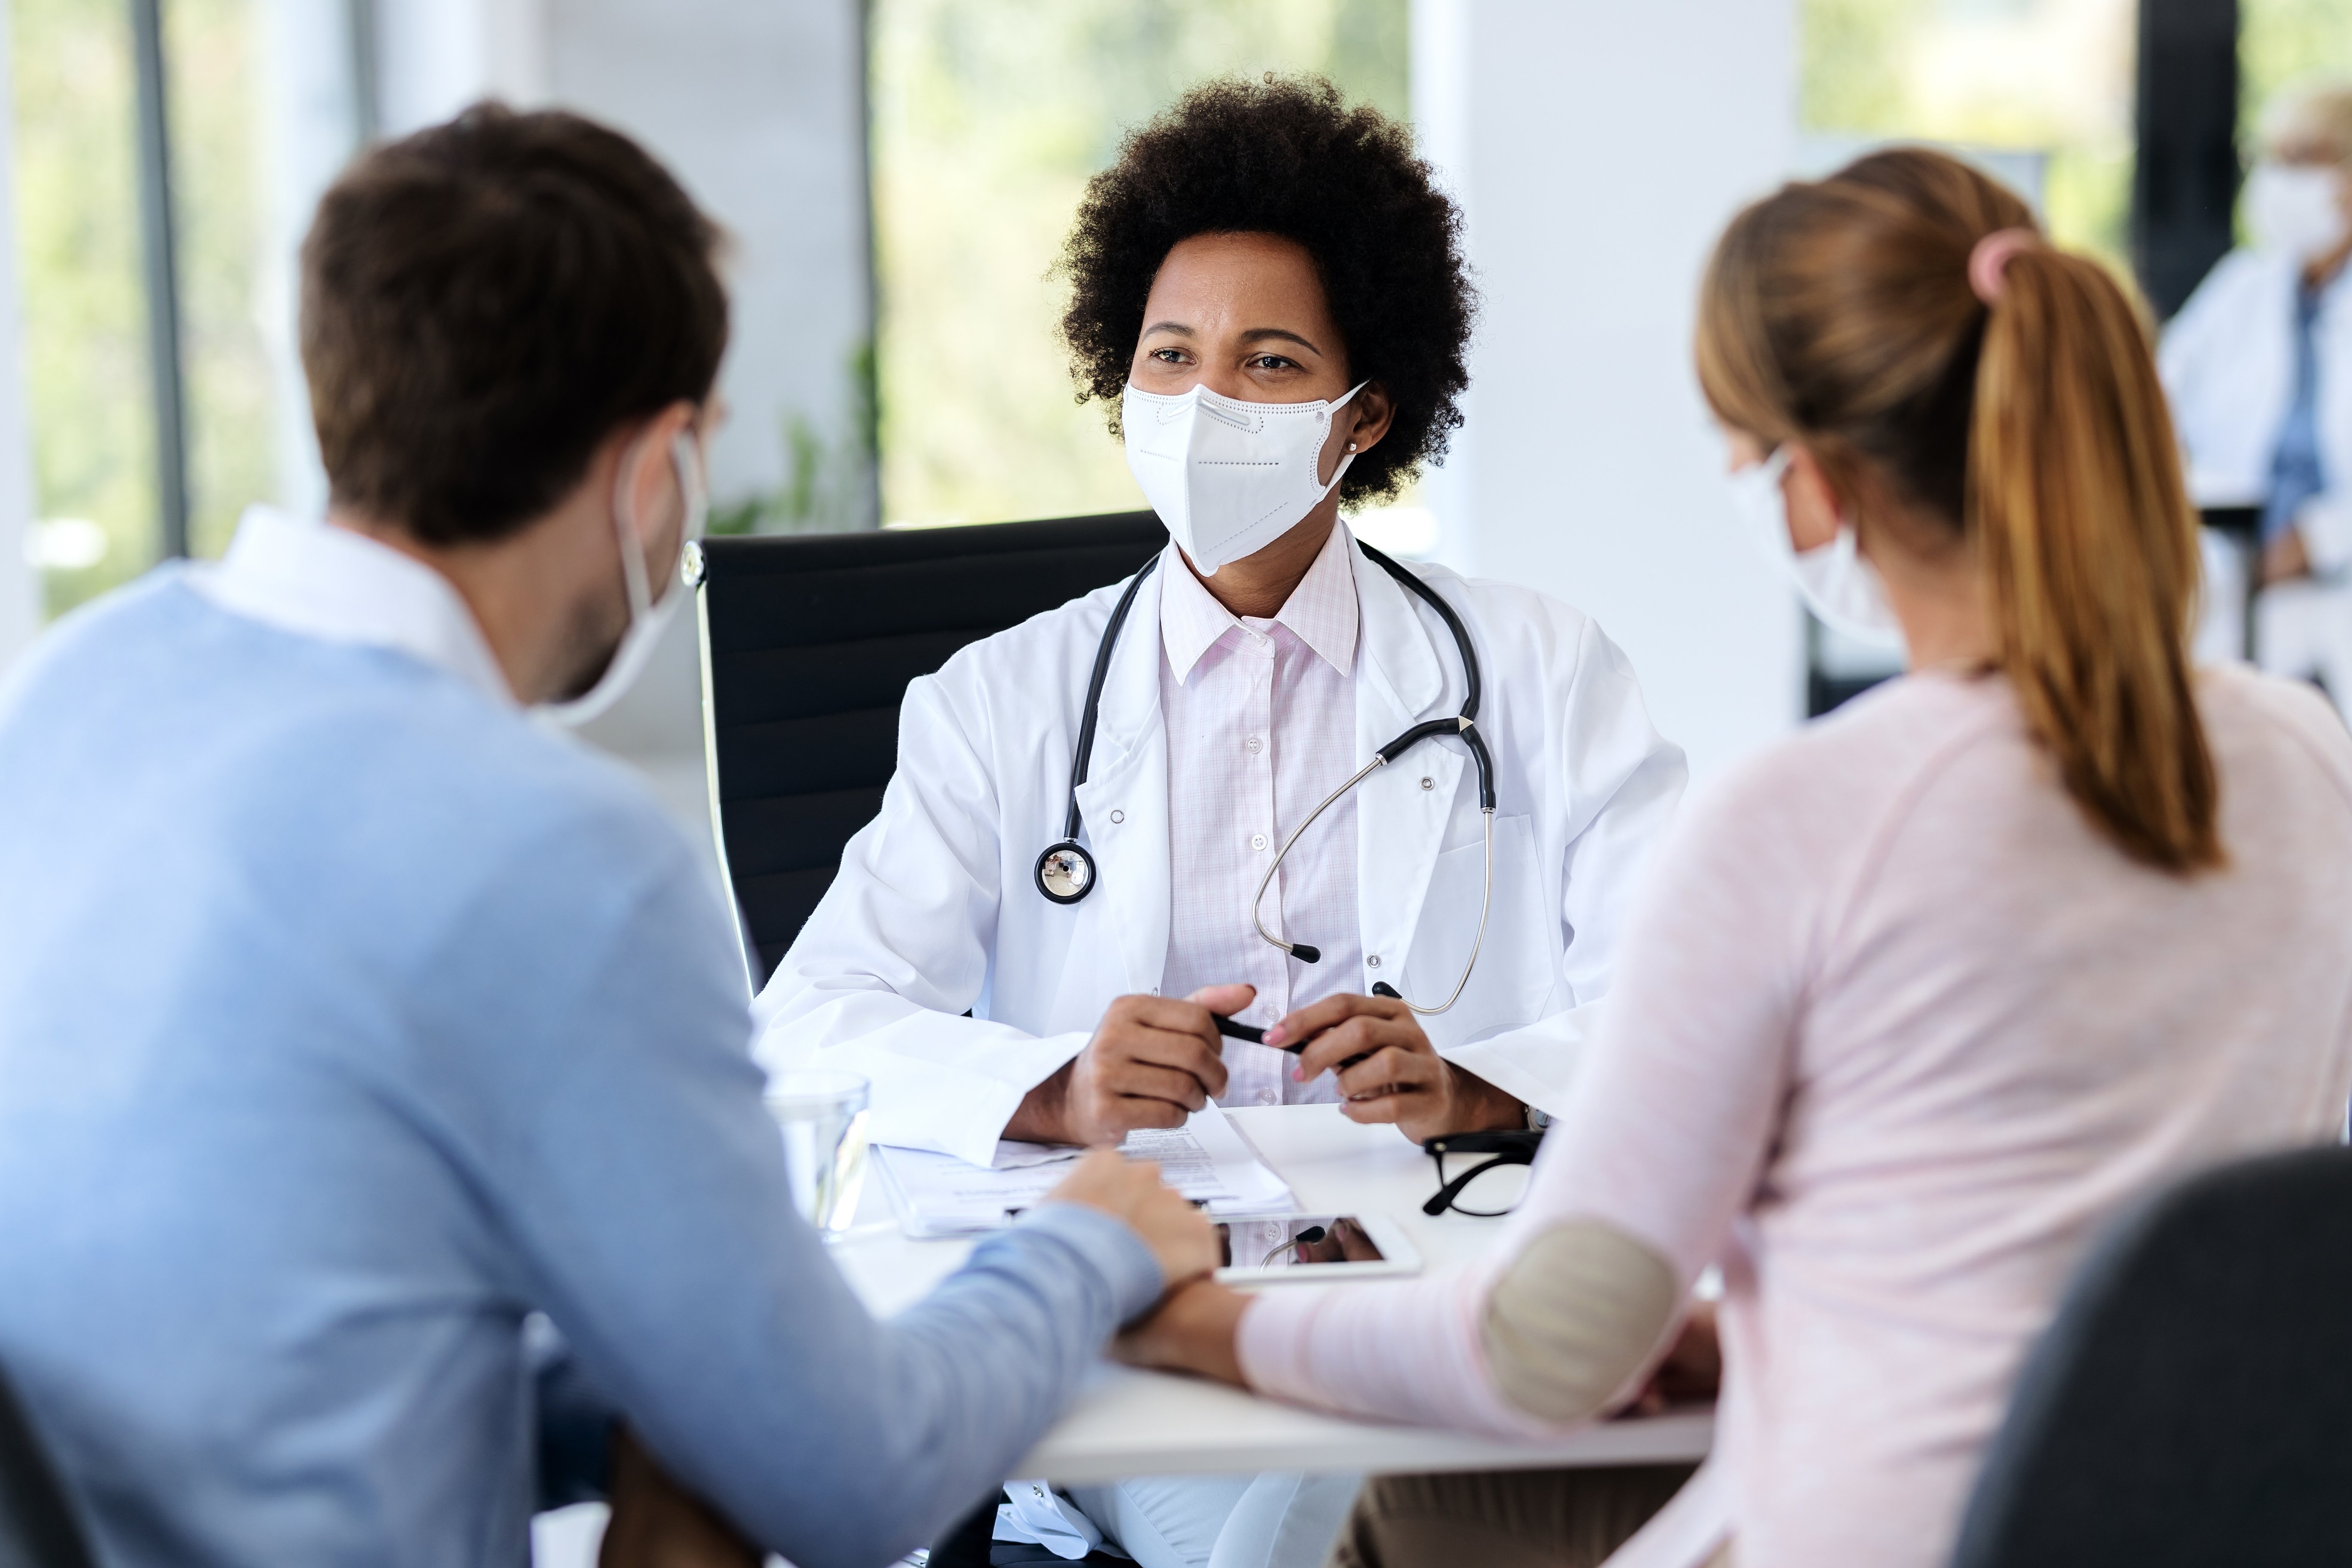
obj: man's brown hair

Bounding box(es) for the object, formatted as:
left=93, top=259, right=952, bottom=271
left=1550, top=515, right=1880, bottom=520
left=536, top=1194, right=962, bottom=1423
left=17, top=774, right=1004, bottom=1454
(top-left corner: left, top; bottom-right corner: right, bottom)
left=301, top=103, right=728, bottom=545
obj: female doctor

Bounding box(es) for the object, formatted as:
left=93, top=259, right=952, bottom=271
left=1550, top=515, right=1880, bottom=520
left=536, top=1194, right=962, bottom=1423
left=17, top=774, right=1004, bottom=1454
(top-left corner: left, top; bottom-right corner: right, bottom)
left=2162, top=80, right=2352, bottom=701
left=755, top=76, right=1685, bottom=1568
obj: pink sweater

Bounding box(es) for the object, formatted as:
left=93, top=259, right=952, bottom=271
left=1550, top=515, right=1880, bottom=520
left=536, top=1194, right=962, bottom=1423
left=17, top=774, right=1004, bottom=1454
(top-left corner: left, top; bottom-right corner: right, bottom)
left=1240, top=667, right=2352, bottom=1568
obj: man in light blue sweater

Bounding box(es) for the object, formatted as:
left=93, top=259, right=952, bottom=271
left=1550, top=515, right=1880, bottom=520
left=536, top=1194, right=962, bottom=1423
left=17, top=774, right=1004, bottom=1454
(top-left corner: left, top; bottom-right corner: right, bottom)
left=0, top=105, right=1211, bottom=1568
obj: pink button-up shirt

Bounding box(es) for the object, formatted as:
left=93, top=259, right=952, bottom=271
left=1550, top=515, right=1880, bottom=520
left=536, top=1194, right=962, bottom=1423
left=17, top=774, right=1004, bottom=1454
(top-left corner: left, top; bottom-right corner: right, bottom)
left=1157, top=524, right=1365, bottom=1109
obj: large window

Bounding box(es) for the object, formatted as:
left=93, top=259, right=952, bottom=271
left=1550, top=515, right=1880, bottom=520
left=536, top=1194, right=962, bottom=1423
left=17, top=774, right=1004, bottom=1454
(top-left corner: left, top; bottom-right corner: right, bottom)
left=2245, top=1, right=2352, bottom=133
left=1799, top=0, right=2137, bottom=262
left=867, top=0, right=1408, bottom=532
left=11, top=0, right=365, bottom=617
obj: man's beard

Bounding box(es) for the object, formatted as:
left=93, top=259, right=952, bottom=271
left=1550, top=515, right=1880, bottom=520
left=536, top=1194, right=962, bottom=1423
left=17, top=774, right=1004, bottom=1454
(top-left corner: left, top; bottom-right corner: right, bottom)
left=551, top=590, right=628, bottom=705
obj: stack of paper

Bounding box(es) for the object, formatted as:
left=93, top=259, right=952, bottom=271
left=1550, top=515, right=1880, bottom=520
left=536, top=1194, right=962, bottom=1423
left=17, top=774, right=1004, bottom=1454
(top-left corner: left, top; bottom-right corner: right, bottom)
left=874, top=1110, right=1293, bottom=1237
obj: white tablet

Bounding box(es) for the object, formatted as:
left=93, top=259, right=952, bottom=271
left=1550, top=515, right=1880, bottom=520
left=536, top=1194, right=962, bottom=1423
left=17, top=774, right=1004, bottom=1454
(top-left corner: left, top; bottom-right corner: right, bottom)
left=1211, top=1212, right=1422, bottom=1283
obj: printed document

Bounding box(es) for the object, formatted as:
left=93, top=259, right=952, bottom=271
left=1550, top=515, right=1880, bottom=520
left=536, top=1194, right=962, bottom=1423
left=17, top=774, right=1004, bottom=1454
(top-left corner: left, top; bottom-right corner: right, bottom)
left=874, top=1110, right=1293, bottom=1237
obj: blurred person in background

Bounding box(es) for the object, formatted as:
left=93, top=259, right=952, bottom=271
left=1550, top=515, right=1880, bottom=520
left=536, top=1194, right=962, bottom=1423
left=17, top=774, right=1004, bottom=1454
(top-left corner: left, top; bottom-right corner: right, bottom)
left=1118, top=148, right=2352, bottom=1568
left=757, top=74, right=1686, bottom=1568
left=0, top=104, right=1216, bottom=1568
left=2163, top=80, right=2352, bottom=707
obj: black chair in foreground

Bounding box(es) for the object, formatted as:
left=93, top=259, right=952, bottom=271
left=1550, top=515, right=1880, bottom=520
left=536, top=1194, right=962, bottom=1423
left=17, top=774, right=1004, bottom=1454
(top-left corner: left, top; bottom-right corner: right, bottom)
left=687, top=511, right=1166, bottom=993
left=0, top=1363, right=92, bottom=1568
left=1948, top=1145, right=2352, bottom=1568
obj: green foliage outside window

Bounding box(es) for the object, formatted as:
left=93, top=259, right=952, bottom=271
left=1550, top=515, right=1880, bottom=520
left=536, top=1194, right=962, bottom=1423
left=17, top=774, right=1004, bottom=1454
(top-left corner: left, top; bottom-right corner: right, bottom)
left=1798, top=0, right=2134, bottom=270
left=868, top=0, right=1407, bottom=531
left=13, top=0, right=287, bottom=618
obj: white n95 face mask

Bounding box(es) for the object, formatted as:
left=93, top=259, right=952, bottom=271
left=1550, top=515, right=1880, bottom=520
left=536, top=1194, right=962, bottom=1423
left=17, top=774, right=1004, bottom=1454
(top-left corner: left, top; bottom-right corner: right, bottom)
left=1122, top=379, right=1367, bottom=574
left=2246, top=161, right=2351, bottom=263
left=1727, top=446, right=1905, bottom=647
left=542, top=429, right=708, bottom=727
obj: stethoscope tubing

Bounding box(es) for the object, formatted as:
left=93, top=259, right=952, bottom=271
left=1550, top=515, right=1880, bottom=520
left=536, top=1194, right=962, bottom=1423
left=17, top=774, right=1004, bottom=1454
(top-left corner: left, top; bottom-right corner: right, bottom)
left=1040, top=538, right=1495, bottom=1014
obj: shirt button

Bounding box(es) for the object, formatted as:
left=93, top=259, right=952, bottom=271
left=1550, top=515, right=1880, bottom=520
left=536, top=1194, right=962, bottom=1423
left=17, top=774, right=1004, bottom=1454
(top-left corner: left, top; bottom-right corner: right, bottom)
left=1367, top=954, right=1383, bottom=969
left=1108, top=809, right=1124, bottom=824
left=1420, top=776, right=1434, bottom=790
left=1250, top=833, right=1269, bottom=851
left=1245, top=736, right=1263, bottom=754
left=1259, top=1090, right=1278, bottom=1105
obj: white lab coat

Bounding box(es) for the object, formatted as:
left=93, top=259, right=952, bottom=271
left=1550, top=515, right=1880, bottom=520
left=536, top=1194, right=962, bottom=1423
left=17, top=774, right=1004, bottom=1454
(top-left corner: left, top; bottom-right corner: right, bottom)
left=753, top=537, right=1688, bottom=1168
left=2162, top=247, right=2352, bottom=695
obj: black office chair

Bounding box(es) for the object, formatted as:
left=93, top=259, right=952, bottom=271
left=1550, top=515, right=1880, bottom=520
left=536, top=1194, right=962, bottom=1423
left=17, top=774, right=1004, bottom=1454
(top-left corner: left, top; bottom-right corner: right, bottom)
left=0, top=1363, right=92, bottom=1568
left=688, top=510, right=1166, bottom=991
left=1948, top=1145, right=2352, bottom=1568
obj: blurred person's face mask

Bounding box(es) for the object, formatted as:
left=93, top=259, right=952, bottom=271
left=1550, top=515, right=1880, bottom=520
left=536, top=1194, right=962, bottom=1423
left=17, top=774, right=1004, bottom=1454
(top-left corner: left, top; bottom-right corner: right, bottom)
left=542, top=428, right=708, bottom=726
left=2246, top=161, right=2351, bottom=263
left=1727, top=446, right=1905, bottom=647
left=1121, top=379, right=1367, bottom=574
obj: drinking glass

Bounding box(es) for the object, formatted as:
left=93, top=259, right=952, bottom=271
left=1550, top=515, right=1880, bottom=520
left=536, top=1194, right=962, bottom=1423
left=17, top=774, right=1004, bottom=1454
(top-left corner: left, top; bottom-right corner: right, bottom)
left=764, top=1071, right=870, bottom=1238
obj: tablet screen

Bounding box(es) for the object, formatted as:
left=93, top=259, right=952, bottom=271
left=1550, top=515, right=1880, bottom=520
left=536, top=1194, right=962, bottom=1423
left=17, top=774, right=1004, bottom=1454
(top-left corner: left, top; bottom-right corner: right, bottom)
left=1216, top=1215, right=1384, bottom=1271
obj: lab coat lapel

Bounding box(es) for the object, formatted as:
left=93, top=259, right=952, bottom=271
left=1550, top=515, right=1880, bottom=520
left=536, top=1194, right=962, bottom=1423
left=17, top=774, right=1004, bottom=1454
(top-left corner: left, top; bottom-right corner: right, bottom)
left=1064, top=563, right=1173, bottom=1005
left=1350, top=542, right=1462, bottom=986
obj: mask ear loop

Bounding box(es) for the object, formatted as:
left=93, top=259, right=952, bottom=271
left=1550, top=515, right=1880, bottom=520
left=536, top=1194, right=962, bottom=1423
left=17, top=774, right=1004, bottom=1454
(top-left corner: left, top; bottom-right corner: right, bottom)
left=609, top=430, right=658, bottom=625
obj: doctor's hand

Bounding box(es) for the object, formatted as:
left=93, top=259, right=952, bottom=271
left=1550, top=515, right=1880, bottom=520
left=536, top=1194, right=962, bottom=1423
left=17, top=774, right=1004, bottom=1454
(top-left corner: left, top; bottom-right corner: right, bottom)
left=1044, top=1148, right=1220, bottom=1292
left=1266, top=992, right=1526, bottom=1143
left=2263, top=526, right=2313, bottom=585
left=1008, top=985, right=1247, bottom=1147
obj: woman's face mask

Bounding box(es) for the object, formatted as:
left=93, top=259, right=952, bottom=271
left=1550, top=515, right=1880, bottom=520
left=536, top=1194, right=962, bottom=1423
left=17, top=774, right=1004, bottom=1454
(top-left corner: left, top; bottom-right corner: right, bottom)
left=1121, top=379, right=1367, bottom=575
left=1726, top=446, right=1905, bottom=647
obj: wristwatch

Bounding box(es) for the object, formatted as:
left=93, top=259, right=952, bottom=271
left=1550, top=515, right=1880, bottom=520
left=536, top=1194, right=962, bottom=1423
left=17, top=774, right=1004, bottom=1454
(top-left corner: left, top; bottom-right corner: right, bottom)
left=1525, top=1104, right=1553, bottom=1133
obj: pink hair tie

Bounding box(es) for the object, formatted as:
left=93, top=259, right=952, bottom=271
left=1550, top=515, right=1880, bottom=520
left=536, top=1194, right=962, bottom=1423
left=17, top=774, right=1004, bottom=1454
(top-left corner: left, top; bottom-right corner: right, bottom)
left=1969, top=228, right=2040, bottom=305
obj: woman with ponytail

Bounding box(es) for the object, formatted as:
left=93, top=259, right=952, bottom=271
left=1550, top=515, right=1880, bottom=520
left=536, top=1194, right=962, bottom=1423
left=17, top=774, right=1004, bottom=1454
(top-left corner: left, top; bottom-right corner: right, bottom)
left=1116, top=149, right=2352, bottom=1568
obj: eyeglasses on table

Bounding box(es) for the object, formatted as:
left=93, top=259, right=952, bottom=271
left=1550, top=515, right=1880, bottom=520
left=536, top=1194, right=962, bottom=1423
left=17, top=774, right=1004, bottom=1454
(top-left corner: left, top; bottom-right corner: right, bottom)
left=1420, top=1130, right=1545, bottom=1217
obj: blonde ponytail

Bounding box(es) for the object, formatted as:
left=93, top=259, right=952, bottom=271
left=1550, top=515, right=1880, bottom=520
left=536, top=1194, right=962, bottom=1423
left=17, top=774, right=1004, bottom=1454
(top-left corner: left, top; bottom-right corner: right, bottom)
left=1695, top=148, right=2221, bottom=875
left=1971, top=247, right=2219, bottom=870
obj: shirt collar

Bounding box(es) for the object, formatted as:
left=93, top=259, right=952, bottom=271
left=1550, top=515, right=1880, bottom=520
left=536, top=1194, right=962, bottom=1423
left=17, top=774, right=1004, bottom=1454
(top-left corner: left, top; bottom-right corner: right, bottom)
left=1159, top=521, right=1361, bottom=684
left=192, top=506, right=517, bottom=708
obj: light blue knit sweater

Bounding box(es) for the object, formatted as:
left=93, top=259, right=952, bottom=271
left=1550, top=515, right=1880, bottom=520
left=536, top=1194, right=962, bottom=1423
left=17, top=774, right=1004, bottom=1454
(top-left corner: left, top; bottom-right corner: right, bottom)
left=0, top=572, right=1157, bottom=1568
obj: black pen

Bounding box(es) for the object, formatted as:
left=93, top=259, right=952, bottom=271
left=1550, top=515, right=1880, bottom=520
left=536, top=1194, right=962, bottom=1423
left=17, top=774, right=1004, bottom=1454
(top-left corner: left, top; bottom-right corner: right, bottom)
left=1211, top=1011, right=1372, bottom=1069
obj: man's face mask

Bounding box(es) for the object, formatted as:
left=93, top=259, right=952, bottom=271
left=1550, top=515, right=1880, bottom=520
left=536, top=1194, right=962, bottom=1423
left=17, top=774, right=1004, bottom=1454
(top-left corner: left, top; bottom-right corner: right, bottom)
left=540, top=429, right=708, bottom=726
left=1121, top=379, right=1367, bottom=574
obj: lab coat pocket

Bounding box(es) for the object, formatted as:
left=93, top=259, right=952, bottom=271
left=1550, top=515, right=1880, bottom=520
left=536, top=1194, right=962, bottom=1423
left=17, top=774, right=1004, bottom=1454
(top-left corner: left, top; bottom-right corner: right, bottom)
left=1402, top=812, right=1553, bottom=1051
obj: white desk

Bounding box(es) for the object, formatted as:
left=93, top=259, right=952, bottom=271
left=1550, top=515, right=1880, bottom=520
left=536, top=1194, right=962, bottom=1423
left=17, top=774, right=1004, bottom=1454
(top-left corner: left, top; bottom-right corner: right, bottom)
left=831, top=1104, right=1714, bottom=1485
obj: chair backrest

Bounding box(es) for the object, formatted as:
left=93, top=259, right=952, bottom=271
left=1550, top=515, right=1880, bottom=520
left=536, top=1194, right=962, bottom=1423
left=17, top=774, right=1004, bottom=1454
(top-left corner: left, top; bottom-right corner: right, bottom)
left=1948, top=1144, right=2352, bottom=1568
left=0, top=1365, right=92, bottom=1568
left=691, top=511, right=1167, bottom=990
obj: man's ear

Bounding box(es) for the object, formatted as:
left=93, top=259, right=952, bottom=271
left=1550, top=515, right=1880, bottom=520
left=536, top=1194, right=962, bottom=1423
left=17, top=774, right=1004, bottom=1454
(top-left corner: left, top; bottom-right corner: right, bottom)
left=613, top=400, right=702, bottom=547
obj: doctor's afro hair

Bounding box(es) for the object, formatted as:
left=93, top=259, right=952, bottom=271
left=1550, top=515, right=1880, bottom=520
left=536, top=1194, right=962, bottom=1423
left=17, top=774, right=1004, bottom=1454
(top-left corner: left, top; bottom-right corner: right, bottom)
left=1058, top=75, right=1475, bottom=507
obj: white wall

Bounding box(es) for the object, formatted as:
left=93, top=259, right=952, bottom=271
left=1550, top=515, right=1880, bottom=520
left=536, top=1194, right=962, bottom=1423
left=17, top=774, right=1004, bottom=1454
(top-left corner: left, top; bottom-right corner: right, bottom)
left=369, top=0, right=875, bottom=856
left=1411, top=0, right=1806, bottom=783
left=0, top=0, right=38, bottom=672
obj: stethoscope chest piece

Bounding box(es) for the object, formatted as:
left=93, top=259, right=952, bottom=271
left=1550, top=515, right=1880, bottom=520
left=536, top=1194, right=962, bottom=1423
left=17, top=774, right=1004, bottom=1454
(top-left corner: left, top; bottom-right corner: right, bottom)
left=1035, top=840, right=1097, bottom=904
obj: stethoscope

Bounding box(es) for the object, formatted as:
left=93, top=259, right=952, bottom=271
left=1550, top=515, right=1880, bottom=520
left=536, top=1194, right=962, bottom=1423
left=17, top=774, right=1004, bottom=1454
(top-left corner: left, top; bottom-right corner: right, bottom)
left=1033, top=540, right=1496, bottom=1017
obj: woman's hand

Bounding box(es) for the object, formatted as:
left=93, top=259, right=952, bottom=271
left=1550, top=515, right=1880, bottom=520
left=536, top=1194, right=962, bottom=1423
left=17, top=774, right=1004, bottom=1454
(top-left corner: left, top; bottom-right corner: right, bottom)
left=1043, top=1149, right=1219, bottom=1290
left=1265, top=993, right=1525, bottom=1142
left=1628, top=1302, right=1722, bottom=1416
left=1114, top=1278, right=1253, bottom=1386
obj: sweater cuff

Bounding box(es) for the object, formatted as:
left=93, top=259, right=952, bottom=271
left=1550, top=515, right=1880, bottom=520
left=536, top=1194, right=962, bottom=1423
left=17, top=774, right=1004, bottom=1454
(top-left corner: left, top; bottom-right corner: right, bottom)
left=1015, top=1202, right=1167, bottom=1323
left=1232, top=1284, right=1325, bottom=1406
